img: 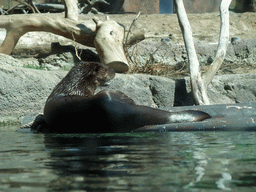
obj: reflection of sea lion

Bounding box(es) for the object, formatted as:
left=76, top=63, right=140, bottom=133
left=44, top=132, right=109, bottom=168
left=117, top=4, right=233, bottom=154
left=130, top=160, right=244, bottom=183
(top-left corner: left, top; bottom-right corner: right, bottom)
left=31, top=62, right=211, bottom=133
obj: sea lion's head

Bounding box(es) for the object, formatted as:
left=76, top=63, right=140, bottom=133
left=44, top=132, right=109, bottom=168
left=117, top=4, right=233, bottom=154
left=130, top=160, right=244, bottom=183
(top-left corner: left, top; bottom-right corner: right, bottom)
left=81, top=62, right=115, bottom=86
left=47, top=61, right=116, bottom=99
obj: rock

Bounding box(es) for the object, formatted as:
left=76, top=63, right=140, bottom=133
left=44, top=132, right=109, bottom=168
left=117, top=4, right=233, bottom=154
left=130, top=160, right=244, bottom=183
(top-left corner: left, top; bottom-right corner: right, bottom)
left=128, top=38, right=256, bottom=68
left=0, top=53, right=24, bottom=67
left=208, top=73, right=256, bottom=104
left=96, top=74, right=176, bottom=108
left=177, top=73, right=256, bottom=105
left=38, top=46, right=79, bottom=70
left=13, top=42, right=100, bottom=71
left=0, top=56, right=67, bottom=124
left=128, top=40, right=186, bottom=67
left=45, top=64, right=60, bottom=71
left=19, top=58, right=41, bottom=69
left=232, top=38, right=256, bottom=60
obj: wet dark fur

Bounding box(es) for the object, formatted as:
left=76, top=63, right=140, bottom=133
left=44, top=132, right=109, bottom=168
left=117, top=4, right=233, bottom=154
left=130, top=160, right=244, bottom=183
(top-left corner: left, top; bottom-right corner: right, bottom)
left=47, top=61, right=115, bottom=100
left=31, top=62, right=211, bottom=133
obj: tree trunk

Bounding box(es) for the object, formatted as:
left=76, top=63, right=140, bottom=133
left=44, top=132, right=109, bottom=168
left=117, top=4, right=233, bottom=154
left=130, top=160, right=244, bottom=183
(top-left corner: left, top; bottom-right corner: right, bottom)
left=174, top=0, right=210, bottom=105
left=174, top=0, right=231, bottom=105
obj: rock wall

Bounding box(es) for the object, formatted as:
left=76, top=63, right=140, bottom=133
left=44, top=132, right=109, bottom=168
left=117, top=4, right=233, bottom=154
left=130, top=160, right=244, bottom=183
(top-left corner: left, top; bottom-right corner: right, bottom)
left=0, top=57, right=66, bottom=124
left=1, top=54, right=256, bottom=125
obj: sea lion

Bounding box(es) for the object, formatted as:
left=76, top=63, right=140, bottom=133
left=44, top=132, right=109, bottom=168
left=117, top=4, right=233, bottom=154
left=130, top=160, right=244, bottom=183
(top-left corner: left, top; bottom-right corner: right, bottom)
left=31, top=61, right=211, bottom=133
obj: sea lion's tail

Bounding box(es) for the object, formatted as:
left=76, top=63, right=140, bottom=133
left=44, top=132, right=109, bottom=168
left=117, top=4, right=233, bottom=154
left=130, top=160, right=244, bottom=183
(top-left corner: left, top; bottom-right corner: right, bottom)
left=169, top=110, right=211, bottom=123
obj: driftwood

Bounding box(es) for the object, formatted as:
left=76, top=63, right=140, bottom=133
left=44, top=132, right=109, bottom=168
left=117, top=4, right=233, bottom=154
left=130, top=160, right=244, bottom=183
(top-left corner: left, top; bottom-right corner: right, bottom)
left=202, top=0, right=232, bottom=86
left=80, top=0, right=109, bottom=14
left=174, top=0, right=210, bottom=105
left=3, top=0, right=111, bottom=15
left=93, top=17, right=129, bottom=73
left=174, top=0, right=231, bottom=105
left=0, top=0, right=129, bottom=72
left=4, top=0, right=40, bottom=14
left=33, top=3, right=65, bottom=12
left=0, top=14, right=96, bottom=55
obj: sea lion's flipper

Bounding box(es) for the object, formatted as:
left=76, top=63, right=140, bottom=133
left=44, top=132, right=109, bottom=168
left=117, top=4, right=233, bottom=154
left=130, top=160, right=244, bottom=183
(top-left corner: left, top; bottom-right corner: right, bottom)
left=30, top=114, right=50, bottom=133
left=169, top=110, right=211, bottom=123
left=96, top=90, right=136, bottom=105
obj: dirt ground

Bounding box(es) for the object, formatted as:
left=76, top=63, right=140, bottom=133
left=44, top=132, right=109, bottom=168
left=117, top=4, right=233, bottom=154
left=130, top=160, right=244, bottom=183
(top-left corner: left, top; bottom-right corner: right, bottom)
left=1, top=12, right=256, bottom=77
left=97, top=12, right=256, bottom=43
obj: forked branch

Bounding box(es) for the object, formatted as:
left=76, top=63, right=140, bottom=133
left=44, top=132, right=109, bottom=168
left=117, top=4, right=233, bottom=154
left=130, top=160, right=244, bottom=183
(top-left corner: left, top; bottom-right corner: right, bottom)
left=174, top=0, right=231, bottom=105
left=63, top=0, right=79, bottom=21
left=174, top=0, right=210, bottom=105
left=202, top=0, right=232, bottom=86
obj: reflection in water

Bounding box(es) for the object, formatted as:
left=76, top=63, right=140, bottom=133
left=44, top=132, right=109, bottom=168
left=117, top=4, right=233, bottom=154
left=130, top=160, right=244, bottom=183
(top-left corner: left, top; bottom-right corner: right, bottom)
left=44, top=133, right=195, bottom=191
left=1, top=127, right=256, bottom=191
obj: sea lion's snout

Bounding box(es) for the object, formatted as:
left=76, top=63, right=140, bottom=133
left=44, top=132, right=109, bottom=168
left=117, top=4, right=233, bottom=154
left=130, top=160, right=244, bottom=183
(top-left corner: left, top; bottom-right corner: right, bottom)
left=98, top=65, right=116, bottom=85
left=103, top=68, right=115, bottom=83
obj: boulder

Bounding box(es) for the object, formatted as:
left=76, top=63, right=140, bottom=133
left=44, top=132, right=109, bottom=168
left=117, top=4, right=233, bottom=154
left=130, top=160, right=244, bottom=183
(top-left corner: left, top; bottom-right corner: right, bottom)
left=208, top=73, right=256, bottom=104
left=174, top=74, right=256, bottom=106
left=0, top=56, right=66, bottom=124
left=96, top=73, right=176, bottom=108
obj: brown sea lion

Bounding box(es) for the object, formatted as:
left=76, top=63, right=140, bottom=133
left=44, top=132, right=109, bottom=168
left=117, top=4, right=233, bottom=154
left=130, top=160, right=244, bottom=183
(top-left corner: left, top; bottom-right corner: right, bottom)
left=31, top=61, right=211, bottom=133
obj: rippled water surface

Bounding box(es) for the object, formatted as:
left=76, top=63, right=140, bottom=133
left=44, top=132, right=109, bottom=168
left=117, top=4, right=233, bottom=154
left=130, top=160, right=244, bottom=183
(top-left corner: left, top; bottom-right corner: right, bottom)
left=1, top=126, right=256, bottom=191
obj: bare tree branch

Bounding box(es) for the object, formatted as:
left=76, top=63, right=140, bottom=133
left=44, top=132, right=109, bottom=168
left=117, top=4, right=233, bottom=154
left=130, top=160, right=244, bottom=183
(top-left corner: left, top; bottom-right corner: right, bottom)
left=63, top=0, right=79, bottom=21
left=81, top=0, right=110, bottom=14
left=174, top=0, right=210, bottom=105
left=125, top=11, right=141, bottom=46
left=33, top=3, right=65, bottom=12
left=202, top=0, right=232, bottom=86
left=0, top=14, right=96, bottom=55
left=27, top=0, right=41, bottom=13
left=14, top=0, right=36, bottom=13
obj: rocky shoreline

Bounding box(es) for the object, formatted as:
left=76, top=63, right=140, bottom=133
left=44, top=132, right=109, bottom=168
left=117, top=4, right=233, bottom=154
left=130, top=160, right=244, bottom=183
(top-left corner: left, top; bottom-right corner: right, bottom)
left=1, top=54, right=256, bottom=125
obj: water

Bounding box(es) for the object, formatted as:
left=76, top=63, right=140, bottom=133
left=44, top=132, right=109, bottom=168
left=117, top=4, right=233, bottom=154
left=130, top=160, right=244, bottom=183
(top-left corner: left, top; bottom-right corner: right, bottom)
left=1, top=126, right=256, bottom=191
